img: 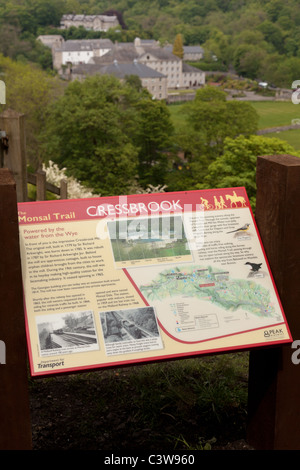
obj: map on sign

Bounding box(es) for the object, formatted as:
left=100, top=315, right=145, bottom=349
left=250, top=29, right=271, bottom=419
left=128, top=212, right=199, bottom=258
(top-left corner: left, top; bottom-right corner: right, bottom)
left=126, top=262, right=282, bottom=344
left=139, top=264, right=276, bottom=318
left=18, top=187, right=292, bottom=377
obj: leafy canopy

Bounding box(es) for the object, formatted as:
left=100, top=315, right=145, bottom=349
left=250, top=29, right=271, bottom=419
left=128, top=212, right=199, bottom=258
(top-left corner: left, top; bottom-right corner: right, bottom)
left=0, top=53, right=64, bottom=167
left=40, top=74, right=174, bottom=196
left=179, top=86, right=259, bottom=160
left=200, top=135, right=300, bottom=208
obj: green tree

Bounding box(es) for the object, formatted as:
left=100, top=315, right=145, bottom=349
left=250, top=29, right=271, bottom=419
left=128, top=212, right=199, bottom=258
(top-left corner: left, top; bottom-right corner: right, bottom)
left=257, top=20, right=284, bottom=53
left=194, top=85, right=227, bottom=102
left=202, top=28, right=231, bottom=66
left=233, top=44, right=268, bottom=79
left=166, top=87, right=259, bottom=192
left=133, top=98, right=174, bottom=187
left=182, top=86, right=258, bottom=160
left=40, top=75, right=141, bottom=196
left=0, top=53, right=63, bottom=167
left=260, top=54, right=300, bottom=87
left=199, top=135, right=300, bottom=208
left=172, top=33, right=184, bottom=59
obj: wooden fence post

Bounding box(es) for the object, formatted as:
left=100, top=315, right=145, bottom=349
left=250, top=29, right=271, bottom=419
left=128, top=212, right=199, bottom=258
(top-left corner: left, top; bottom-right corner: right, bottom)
left=0, top=109, right=27, bottom=202
left=0, top=169, right=32, bottom=449
left=247, top=154, right=300, bottom=450
left=60, top=179, right=68, bottom=199
left=36, top=169, right=46, bottom=201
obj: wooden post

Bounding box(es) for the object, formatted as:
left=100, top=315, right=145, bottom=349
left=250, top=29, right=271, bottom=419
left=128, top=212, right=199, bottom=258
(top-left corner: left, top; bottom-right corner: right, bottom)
left=247, top=154, right=300, bottom=450
left=36, top=169, right=46, bottom=201
left=0, top=169, right=32, bottom=449
left=60, top=179, right=68, bottom=199
left=0, top=109, right=27, bottom=202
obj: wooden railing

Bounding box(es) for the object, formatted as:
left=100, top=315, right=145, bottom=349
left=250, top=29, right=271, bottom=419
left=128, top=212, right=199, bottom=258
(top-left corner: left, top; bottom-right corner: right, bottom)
left=27, top=169, right=67, bottom=201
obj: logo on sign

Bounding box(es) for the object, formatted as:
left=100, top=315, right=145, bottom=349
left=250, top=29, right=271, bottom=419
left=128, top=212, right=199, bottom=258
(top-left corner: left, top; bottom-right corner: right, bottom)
left=263, top=328, right=284, bottom=338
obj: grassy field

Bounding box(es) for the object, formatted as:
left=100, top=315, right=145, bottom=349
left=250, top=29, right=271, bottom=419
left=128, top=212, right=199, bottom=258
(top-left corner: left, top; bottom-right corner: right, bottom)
left=168, top=100, right=300, bottom=150
left=249, top=101, right=300, bottom=129
left=263, top=129, right=300, bottom=150
left=29, top=352, right=251, bottom=450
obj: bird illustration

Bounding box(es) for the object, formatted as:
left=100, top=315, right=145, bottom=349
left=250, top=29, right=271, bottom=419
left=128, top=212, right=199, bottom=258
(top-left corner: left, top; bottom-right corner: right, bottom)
left=227, top=223, right=250, bottom=233
left=245, top=262, right=262, bottom=272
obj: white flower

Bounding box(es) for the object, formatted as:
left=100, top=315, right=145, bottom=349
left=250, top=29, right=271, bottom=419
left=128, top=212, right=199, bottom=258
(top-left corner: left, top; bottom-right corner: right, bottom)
left=42, top=161, right=100, bottom=199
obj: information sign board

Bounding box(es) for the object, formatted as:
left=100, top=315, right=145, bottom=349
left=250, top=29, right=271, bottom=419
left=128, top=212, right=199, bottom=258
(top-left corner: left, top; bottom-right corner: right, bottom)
left=18, top=187, right=292, bottom=376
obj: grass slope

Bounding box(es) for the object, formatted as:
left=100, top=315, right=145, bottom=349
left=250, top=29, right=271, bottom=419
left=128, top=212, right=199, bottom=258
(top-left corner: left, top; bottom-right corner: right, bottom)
left=168, top=100, right=300, bottom=149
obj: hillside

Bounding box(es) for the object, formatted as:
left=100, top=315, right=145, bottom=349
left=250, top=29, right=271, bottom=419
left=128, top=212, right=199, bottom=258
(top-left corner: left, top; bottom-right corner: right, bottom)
left=1, top=0, right=300, bottom=86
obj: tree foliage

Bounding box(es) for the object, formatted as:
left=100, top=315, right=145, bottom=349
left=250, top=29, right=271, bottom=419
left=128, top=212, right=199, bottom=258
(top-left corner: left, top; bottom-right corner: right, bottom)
left=180, top=86, right=259, bottom=160
left=173, top=33, right=184, bottom=59
left=2, top=0, right=300, bottom=85
left=0, top=53, right=64, bottom=166
left=199, top=135, right=300, bottom=208
left=40, top=75, right=173, bottom=196
left=133, top=98, right=174, bottom=187
left=2, top=0, right=300, bottom=201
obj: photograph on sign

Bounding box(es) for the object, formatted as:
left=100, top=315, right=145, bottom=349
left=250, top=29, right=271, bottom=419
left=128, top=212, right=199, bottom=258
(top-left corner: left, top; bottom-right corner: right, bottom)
left=106, top=214, right=194, bottom=268
left=100, top=306, right=163, bottom=357
left=17, top=188, right=292, bottom=376
left=36, top=310, right=99, bottom=357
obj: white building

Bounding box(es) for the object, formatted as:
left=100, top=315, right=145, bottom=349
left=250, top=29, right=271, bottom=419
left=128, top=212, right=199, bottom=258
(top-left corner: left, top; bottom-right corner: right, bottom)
left=37, top=35, right=64, bottom=50
left=71, top=60, right=168, bottom=100
left=164, top=45, right=204, bottom=61
left=60, top=14, right=119, bottom=32
left=50, top=36, right=205, bottom=97
left=136, top=38, right=205, bottom=89
left=53, top=39, right=113, bottom=69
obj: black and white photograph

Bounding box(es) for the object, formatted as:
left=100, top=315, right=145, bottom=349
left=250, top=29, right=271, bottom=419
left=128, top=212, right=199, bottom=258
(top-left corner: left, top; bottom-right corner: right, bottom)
left=36, top=310, right=99, bottom=356
left=100, top=306, right=164, bottom=356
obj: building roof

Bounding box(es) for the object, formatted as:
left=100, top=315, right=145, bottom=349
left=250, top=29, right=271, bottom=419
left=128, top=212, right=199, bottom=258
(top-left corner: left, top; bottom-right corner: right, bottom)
left=59, top=39, right=113, bottom=52
left=140, top=39, right=159, bottom=46
left=140, top=46, right=181, bottom=61
left=92, top=44, right=139, bottom=64
left=37, top=35, right=64, bottom=47
left=182, top=62, right=204, bottom=73
left=72, top=60, right=166, bottom=79
left=102, top=60, right=166, bottom=78
left=164, top=45, right=204, bottom=53
left=183, top=45, right=204, bottom=53
left=61, top=14, right=117, bottom=22
left=38, top=35, right=63, bottom=40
